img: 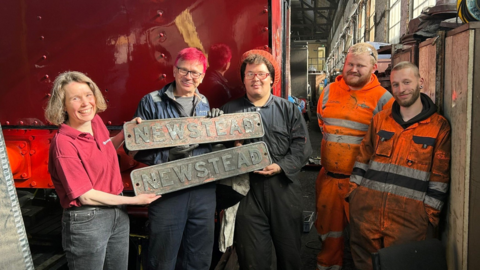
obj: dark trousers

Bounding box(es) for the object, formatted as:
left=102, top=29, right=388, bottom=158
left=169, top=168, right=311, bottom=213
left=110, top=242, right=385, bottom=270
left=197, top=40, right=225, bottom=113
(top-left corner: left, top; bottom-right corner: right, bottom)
left=147, top=183, right=216, bottom=270
left=62, top=206, right=129, bottom=270
left=235, top=174, right=303, bottom=270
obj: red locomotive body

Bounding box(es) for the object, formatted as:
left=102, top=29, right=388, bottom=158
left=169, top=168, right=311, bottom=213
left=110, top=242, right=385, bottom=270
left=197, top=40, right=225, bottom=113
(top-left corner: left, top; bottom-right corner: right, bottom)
left=1, top=0, right=289, bottom=190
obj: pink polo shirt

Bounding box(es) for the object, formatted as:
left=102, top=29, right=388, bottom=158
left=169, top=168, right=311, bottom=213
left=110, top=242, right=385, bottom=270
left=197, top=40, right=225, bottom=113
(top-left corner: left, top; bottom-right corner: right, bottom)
left=48, top=114, right=124, bottom=208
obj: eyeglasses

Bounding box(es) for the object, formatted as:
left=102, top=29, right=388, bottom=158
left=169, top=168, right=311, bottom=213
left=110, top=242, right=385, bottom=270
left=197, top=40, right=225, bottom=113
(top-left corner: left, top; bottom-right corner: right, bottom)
left=176, top=66, right=203, bottom=79
left=245, top=72, right=270, bottom=80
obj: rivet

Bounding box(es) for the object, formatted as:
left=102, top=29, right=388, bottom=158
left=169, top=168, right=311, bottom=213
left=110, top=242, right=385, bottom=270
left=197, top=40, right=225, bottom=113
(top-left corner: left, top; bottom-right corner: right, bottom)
left=42, top=55, right=47, bottom=60
left=30, top=181, right=37, bottom=186
left=263, top=9, right=268, bottom=13
left=159, top=33, right=164, bottom=38
left=5, top=121, right=10, bottom=125
left=28, top=136, right=35, bottom=141
left=46, top=93, right=51, bottom=97
left=108, top=121, right=112, bottom=125
left=263, top=27, right=269, bottom=32
left=48, top=182, right=54, bottom=187
left=157, top=10, right=163, bottom=16
left=19, top=142, right=26, bottom=148
left=34, top=121, right=39, bottom=125
left=264, top=45, right=269, bottom=49
left=160, top=53, right=165, bottom=58
left=29, top=150, right=36, bottom=155
left=125, top=182, right=130, bottom=188
left=43, top=74, right=49, bottom=80
left=161, top=74, right=167, bottom=79
left=37, top=16, right=42, bottom=20
left=19, top=121, right=24, bottom=125
left=40, top=36, right=45, bottom=40
left=21, top=150, right=27, bottom=155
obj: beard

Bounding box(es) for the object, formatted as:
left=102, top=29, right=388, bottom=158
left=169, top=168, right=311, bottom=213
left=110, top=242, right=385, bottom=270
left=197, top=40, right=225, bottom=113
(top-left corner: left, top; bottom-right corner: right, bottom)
left=342, top=71, right=371, bottom=89
left=395, top=85, right=421, bottom=107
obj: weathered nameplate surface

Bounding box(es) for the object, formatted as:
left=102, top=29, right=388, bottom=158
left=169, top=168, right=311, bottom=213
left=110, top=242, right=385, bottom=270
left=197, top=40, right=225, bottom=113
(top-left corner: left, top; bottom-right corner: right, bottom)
left=124, top=112, right=264, bottom=151
left=131, top=142, right=271, bottom=195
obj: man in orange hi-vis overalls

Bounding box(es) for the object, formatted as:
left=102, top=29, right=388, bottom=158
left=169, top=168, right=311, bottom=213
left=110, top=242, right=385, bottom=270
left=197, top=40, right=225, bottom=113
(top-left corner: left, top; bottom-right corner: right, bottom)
left=315, top=42, right=394, bottom=270
left=347, top=62, right=451, bottom=270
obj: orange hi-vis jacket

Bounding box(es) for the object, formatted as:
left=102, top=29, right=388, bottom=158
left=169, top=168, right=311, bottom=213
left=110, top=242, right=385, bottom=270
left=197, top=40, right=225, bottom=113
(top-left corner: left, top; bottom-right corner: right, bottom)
left=317, top=74, right=394, bottom=175
left=349, top=107, right=451, bottom=226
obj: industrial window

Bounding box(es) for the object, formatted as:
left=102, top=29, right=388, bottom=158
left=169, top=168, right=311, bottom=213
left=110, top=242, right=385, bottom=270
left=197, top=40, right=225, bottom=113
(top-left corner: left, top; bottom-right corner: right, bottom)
left=389, top=0, right=401, bottom=44
left=412, top=0, right=436, bottom=18
left=369, top=0, right=376, bottom=41
left=358, top=5, right=365, bottom=42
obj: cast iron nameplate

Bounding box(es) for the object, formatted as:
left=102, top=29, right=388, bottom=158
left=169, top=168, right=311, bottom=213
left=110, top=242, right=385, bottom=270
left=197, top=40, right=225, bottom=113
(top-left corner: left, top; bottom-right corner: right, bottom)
left=124, top=112, right=264, bottom=151
left=131, top=142, right=271, bottom=195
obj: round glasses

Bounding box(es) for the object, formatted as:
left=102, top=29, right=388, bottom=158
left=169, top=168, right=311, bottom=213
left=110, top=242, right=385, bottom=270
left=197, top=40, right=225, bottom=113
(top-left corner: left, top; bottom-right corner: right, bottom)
left=176, top=66, right=203, bottom=79
left=245, top=72, right=270, bottom=80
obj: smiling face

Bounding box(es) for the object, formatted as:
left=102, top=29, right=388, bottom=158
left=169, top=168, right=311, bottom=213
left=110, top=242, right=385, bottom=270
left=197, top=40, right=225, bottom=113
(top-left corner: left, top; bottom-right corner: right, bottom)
left=342, top=52, right=377, bottom=90
left=173, top=59, right=205, bottom=96
left=64, top=81, right=96, bottom=128
left=390, top=67, right=423, bottom=107
left=243, top=63, right=273, bottom=102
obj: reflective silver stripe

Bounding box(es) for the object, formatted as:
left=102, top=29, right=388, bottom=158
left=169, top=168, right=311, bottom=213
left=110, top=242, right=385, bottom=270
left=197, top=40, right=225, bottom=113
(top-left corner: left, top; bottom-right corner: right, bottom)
left=429, top=181, right=448, bottom=193
left=350, top=174, right=363, bottom=185
left=323, top=133, right=364, bottom=145
left=317, top=264, right=342, bottom=270
left=370, top=161, right=430, bottom=181
left=149, top=91, right=162, bottom=102
left=320, top=231, right=343, bottom=241
left=360, top=178, right=426, bottom=201
left=354, top=161, right=369, bottom=172
left=317, top=112, right=323, bottom=121
left=321, top=84, right=331, bottom=111
left=425, top=195, right=444, bottom=210
left=373, top=91, right=393, bottom=115
left=323, top=118, right=369, bottom=131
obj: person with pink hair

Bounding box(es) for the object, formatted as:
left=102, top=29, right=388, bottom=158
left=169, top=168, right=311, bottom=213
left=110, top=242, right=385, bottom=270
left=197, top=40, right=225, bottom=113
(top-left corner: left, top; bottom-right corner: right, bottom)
left=128, top=47, right=222, bottom=270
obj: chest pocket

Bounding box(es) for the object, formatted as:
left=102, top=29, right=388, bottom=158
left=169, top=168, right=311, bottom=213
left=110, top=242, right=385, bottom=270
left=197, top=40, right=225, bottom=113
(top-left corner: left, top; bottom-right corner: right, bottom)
left=268, top=125, right=290, bottom=157
left=375, top=130, right=395, bottom=157
left=407, top=136, right=435, bottom=166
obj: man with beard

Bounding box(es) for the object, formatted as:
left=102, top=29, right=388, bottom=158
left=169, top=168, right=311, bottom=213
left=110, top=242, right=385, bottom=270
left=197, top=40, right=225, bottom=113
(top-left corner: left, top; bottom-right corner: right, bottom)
left=347, top=62, right=451, bottom=269
left=314, top=42, right=394, bottom=270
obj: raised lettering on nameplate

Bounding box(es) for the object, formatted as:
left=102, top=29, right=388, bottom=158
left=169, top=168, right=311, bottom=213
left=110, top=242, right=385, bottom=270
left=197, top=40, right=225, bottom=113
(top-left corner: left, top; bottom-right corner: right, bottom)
left=131, top=142, right=271, bottom=195
left=124, top=112, right=264, bottom=151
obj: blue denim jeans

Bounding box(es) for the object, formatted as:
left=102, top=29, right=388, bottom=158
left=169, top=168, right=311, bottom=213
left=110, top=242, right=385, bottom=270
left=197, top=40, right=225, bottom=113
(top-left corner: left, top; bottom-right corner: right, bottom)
left=62, top=206, right=130, bottom=270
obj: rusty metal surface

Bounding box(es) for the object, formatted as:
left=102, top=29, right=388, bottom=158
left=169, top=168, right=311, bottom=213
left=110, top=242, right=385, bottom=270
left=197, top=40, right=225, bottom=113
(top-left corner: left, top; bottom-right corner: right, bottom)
left=124, top=112, right=264, bottom=151
left=131, top=142, right=271, bottom=195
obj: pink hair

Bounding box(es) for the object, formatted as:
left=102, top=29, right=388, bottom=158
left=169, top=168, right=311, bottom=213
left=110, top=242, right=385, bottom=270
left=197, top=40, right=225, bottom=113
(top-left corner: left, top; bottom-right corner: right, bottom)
left=208, top=44, right=232, bottom=70
left=174, top=47, right=207, bottom=73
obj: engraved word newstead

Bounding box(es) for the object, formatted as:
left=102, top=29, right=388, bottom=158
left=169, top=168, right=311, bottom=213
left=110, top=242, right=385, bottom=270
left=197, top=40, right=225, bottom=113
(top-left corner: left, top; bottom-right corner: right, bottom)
left=130, top=142, right=272, bottom=195
left=124, top=112, right=264, bottom=151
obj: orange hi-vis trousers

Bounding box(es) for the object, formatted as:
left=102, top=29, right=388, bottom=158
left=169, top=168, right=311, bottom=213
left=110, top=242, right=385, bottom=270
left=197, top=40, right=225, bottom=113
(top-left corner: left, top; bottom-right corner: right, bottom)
left=315, top=168, right=350, bottom=270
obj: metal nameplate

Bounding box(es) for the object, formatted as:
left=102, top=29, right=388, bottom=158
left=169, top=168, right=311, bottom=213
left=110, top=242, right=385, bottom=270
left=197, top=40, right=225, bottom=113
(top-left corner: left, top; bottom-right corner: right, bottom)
left=131, top=142, right=271, bottom=195
left=124, top=112, right=264, bottom=151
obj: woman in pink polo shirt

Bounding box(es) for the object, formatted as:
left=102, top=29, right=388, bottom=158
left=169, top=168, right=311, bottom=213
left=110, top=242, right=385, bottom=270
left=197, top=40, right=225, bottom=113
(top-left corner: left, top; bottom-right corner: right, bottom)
left=45, top=71, right=161, bottom=270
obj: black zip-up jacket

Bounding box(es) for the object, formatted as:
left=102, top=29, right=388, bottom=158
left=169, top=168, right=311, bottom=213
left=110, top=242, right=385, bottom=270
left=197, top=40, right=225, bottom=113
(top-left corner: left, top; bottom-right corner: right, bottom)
left=221, top=94, right=312, bottom=182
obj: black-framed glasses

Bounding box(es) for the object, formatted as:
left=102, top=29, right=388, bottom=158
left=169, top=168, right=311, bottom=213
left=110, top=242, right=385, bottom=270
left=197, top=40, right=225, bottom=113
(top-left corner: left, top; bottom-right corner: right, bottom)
left=176, top=66, right=203, bottom=79
left=245, top=72, right=270, bottom=80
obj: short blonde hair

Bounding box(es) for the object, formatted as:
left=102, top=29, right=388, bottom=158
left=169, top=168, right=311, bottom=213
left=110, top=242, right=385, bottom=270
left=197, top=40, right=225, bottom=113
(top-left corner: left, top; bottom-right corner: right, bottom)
left=45, top=71, right=107, bottom=126
left=347, top=43, right=378, bottom=65
left=392, top=61, right=420, bottom=78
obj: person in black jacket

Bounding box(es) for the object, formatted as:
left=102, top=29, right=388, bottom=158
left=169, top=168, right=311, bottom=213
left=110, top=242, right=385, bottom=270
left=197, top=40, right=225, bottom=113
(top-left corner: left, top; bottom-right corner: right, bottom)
left=221, top=49, right=312, bottom=270
left=129, top=48, right=222, bottom=270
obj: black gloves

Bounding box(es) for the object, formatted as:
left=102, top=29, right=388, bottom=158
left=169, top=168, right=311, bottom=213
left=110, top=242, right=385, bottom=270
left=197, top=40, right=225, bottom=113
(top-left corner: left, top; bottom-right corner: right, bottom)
left=168, top=144, right=199, bottom=161
left=207, top=108, right=224, bottom=118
